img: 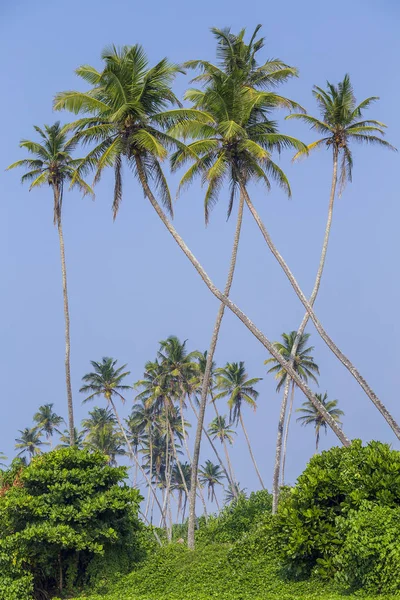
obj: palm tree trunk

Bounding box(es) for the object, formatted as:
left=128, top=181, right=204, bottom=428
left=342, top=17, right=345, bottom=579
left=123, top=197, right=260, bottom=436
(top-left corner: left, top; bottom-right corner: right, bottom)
left=240, top=182, right=400, bottom=441
left=145, top=432, right=153, bottom=519
left=168, top=421, right=189, bottom=498
left=136, top=160, right=351, bottom=454
left=239, top=414, right=265, bottom=489
left=272, top=152, right=339, bottom=512
left=281, top=381, right=295, bottom=486
left=109, top=398, right=164, bottom=516
left=212, top=399, right=237, bottom=495
left=188, top=396, right=233, bottom=489
left=54, top=186, right=74, bottom=446
left=316, top=427, right=320, bottom=452
left=214, top=491, right=220, bottom=511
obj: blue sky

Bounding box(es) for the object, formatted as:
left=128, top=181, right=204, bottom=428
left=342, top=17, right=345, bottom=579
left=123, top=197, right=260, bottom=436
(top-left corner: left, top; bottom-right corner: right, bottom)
left=1, top=0, right=399, bottom=501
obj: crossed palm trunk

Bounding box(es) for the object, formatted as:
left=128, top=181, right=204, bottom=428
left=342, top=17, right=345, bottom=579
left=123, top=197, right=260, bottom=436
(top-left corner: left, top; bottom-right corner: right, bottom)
left=271, top=150, right=339, bottom=512
left=53, top=185, right=75, bottom=446
left=134, top=157, right=353, bottom=549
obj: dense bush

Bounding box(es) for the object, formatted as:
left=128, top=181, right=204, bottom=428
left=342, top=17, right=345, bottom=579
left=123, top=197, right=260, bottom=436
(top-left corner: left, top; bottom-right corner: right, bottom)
left=197, top=489, right=272, bottom=544
left=275, top=440, right=400, bottom=579
left=335, top=502, right=400, bottom=593
left=0, top=448, right=143, bottom=599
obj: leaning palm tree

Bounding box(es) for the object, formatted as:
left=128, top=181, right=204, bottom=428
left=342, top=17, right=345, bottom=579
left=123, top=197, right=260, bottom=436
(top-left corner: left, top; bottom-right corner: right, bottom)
left=265, top=332, right=319, bottom=497
left=15, top=427, right=48, bottom=461
left=297, top=393, right=344, bottom=452
left=199, top=460, right=224, bottom=510
left=7, top=123, right=93, bottom=445
left=208, top=415, right=237, bottom=491
left=262, top=75, right=397, bottom=512
left=33, top=403, right=64, bottom=446
left=54, top=43, right=352, bottom=547
left=215, top=362, right=264, bottom=488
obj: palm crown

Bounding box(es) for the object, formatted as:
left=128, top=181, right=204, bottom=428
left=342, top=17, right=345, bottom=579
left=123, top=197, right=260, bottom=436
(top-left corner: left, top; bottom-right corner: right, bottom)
left=208, top=415, right=236, bottom=445
left=265, top=332, right=319, bottom=392
left=80, top=357, right=132, bottom=404
left=214, top=362, right=262, bottom=425
left=33, top=403, right=64, bottom=440
left=7, top=122, right=92, bottom=223
left=296, top=392, right=344, bottom=450
left=53, top=45, right=200, bottom=218
left=287, top=74, right=396, bottom=191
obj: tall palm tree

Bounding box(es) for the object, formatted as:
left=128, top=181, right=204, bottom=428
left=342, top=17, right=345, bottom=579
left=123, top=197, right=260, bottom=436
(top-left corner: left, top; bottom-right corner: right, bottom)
left=33, top=403, right=64, bottom=446
left=7, top=123, right=93, bottom=445
left=208, top=415, right=237, bottom=490
left=297, top=393, right=344, bottom=452
left=215, top=362, right=264, bottom=488
left=265, top=332, right=319, bottom=499
left=57, top=427, right=84, bottom=449
left=199, top=460, right=224, bottom=510
left=15, top=427, right=48, bottom=461
left=54, top=42, right=351, bottom=546
left=263, top=75, right=397, bottom=511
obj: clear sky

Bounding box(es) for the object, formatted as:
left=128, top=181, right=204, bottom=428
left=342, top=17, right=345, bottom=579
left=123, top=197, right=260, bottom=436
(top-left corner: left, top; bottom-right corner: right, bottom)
left=1, top=0, right=399, bottom=500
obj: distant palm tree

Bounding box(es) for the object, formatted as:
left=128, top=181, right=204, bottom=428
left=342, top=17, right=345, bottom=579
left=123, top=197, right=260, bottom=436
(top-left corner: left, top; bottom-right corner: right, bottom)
left=208, top=416, right=237, bottom=493
left=224, top=482, right=247, bottom=504
left=215, top=362, right=264, bottom=488
left=171, top=461, right=191, bottom=522
left=265, top=332, right=319, bottom=487
left=81, top=407, right=116, bottom=433
left=84, top=427, right=126, bottom=466
left=33, top=403, right=64, bottom=446
left=0, top=453, right=7, bottom=468
left=297, top=392, right=344, bottom=452
left=15, top=427, right=48, bottom=460
left=57, top=428, right=85, bottom=449
left=199, top=460, right=224, bottom=510
left=7, top=123, right=93, bottom=445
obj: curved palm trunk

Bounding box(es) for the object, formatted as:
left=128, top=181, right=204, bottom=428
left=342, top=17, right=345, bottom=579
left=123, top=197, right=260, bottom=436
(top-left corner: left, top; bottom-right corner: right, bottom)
left=272, top=151, right=339, bottom=513
left=109, top=398, right=164, bottom=517
left=281, top=380, right=296, bottom=486
left=240, top=182, right=400, bottom=441
left=239, top=414, right=265, bottom=489
left=54, top=186, right=74, bottom=446
left=188, top=396, right=233, bottom=488
left=136, top=160, right=350, bottom=466
left=187, top=193, right=245, bottom=548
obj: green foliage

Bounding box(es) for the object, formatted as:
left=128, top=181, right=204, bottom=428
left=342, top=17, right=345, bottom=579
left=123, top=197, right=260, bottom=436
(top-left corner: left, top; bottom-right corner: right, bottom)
left=0, top=447, right=142, bottom=597
left=335, top=502, right=400, bottom=593
left=197, top=489, right=272, bottom=544
left=275, top=440, right=400, bottom=579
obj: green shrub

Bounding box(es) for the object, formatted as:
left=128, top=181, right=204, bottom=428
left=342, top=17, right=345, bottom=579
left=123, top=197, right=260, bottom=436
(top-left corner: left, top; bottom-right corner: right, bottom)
left=275, top=440, right=400, bottom=579
left=0, top=448, right=142, bottom=598
left=334, top=502, right=400, bottom=593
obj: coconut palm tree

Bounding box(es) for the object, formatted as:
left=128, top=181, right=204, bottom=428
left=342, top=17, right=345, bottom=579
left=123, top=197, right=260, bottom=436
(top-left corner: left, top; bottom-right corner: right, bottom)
left=214, top=362, right=264, bottom=488
left=84, top=426, right=126, bottom=465
left=33, top=403, right=65, bottom=446
left=57, top=427, right=85, bottom=449
left=225, top=481, right=247, bottom=504
left=0, top=453, right=7, bottom=468
left=297, top=393, right=344, bottom=451
left=54, top=42, right=351, bottom=547
left=199, top=460, right=224, bottom=510
left=15, top=427, right=48, bottom=460
left=81, top=406, right=117, bottom=434
left=7, top=123, right=93, bottom=446
left=265, top=332, right=319, bottom=495
left=208, top=416, right=237, bottom=490
left=171, top=461, right=191, bottom=522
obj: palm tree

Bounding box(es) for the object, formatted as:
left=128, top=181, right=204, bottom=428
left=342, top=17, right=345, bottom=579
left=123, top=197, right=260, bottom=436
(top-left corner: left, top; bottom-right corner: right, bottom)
left=208, top=416, right=237, bottom=491
left=224, top=481, right=247, bottom=504
left=199, top=460, right=224, bottom=510
left=171, top=461, right=191, bottom=522
left=84, top=426, right=126, bottom=466
left=215, top=362, right=264, bottom=488
left=7, top=123, right=93, bottom=445
left=81, top=406, right=117, bottom=433
left=33, top=403, right=64, bottom=446
left=54, top=42, right=351, bottom=546
left=0, top=453, right=7, bottom=469
left=297, top=393, right=344, bottom=452
left=265, top=332, right=319, bottom=501
left=57, top=427, right=85, bottom=449
left=15, top=427, right=48, bottom=460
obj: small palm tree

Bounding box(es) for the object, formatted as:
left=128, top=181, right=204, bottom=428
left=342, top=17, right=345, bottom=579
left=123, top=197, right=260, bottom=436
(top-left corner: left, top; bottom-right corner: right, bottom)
left=224, top=481, right=247, bottom=505
left=7, top=123, right=93, bottom=446
left=171, top=461, right=191, bottom=522
left=215, top=362, right=264, bottom=488
left=57, top=428, right=85, bottom=449
left=15, top=427, right=48, bottom=460
left=208, top=415, right=237, bottom=493
left=33, top=403, right=64, bottom=446
left=199, top=460, right=224, bottom=510
left=84, top=426, right=126, bottom=466
left=81, top=406, right=116, bottom=433
left=0, top=453, right=7, bottom=468
left=297, top=392, right=344, bottom=452
left=265, top=332, right=319, bottom=485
